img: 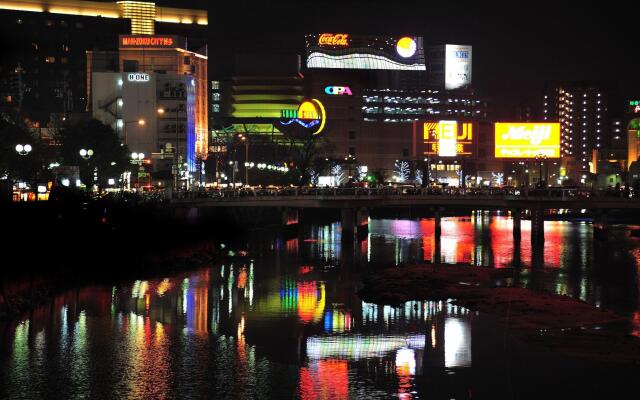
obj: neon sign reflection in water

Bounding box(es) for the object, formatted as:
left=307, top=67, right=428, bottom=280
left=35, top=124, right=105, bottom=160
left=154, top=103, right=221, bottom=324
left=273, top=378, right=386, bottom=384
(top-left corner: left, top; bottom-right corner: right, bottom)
left=444, top=318, right=472, bottom=367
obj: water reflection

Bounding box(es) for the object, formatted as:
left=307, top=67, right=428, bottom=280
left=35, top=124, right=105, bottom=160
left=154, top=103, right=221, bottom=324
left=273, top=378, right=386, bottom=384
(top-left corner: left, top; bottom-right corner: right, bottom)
left=2, top=215, right=639, bottom=399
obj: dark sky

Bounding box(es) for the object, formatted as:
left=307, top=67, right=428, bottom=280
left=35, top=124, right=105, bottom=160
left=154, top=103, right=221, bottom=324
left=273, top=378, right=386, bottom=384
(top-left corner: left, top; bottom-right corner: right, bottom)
left=141, top=1, right=640, bottom=117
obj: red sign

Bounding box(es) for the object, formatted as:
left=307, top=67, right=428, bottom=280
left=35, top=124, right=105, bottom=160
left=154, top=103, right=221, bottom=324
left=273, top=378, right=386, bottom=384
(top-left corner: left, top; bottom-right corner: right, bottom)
left=318, top=33, right=349, bottom=46
left=119, top=35, right=183, bottom=48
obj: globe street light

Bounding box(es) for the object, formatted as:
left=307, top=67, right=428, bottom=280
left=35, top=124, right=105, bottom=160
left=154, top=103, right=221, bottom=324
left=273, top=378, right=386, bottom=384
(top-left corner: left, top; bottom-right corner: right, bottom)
left=15, top=144, right=32, bottom=156
left=79, top=148, right=94, bottom=160
left=79, top=148, right=95, bottom=190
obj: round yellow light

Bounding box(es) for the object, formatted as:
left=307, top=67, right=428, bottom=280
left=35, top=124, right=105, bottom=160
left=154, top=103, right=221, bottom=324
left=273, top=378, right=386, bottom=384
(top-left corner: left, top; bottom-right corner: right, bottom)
left=397, top=37, right=417, bottom=58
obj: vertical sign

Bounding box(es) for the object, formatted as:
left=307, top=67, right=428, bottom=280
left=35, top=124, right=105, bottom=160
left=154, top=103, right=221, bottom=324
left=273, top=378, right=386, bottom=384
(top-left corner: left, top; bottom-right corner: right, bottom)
left=438, top=121, right=458, bottom=156
left=445, top=45, right=472, bottom=90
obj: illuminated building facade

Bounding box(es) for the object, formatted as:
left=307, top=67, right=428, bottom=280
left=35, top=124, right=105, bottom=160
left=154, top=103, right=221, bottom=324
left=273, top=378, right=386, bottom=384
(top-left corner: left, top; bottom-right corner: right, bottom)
left=543, top=83, right=615, bottom=172
left=362, top=88, right=488, bottom=122
left=90, top=35, right=208, bottom=181
left=0, top=0, right=206, bottom=125
left=210, top=33, right=491, bottom=183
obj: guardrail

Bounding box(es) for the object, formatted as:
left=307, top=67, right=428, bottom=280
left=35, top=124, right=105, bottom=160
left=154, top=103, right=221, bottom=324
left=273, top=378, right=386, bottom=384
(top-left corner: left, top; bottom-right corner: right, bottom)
left=169, top=187, right=637, bottom=202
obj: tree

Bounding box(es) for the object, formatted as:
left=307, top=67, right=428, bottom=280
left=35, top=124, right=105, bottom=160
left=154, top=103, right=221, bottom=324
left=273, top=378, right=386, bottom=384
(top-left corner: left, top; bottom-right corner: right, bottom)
left=394, top=160, right=410, bottom=183
left=286, top=135, right=334, bottom=186
left=0, top=104, right=49, bottom=185
left=57, top=119, right=130, bottom=189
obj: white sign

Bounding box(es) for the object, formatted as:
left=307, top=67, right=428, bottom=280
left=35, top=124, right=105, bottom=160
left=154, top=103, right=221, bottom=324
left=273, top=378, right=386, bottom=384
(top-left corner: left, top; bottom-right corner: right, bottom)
left=445, top=45, right=472, bottom=90
left=127, top=73, right=150, bottom=82
left=438, top=120, right=458, bottom=157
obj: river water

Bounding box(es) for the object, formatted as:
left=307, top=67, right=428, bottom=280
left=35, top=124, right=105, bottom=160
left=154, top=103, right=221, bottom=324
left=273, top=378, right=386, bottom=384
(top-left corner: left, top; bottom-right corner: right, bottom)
left=1, top=214, right=639, bottom=399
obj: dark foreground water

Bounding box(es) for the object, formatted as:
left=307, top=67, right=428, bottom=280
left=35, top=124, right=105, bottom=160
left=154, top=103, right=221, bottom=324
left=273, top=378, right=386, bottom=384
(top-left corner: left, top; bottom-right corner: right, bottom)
left=2, top=214, right=640, bottom=399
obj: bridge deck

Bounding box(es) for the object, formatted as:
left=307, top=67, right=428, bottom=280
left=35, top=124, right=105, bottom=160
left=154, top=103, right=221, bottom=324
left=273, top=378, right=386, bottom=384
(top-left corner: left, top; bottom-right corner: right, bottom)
left=171, top=194, right=640, bottom=210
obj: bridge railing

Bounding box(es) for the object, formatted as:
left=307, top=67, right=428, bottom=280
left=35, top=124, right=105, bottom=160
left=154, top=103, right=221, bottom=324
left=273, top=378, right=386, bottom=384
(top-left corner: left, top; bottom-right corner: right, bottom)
left=171, top=186, right=637, bottom=202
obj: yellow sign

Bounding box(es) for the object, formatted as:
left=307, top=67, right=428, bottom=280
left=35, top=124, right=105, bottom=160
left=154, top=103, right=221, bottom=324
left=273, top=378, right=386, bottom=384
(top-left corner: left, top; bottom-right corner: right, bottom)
left=298, top=101, right=320, bottom=120
left=423, top=121, right=473, bottom=156
left=494, top=123, right=560, bottom=158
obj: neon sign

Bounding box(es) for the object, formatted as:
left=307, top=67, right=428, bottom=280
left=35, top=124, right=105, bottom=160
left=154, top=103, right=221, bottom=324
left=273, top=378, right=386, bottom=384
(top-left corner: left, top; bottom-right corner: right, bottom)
left=277, top=99, right=326, bottom=136
left=422, top=121, right=473, bottom=156
left=630, top=100, right=640, bottom=114
left=127, top=73, right=149, bottom=82
left=318, top=33, right=349, bottom=46
left=324, top=86, right=352, bottom=95
left=120, top=35, right=181, bottom=48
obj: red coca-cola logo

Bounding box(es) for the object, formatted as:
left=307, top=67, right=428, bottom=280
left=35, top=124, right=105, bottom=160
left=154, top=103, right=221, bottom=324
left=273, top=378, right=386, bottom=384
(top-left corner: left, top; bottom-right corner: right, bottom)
left=318, top=33, right=349, bottom=46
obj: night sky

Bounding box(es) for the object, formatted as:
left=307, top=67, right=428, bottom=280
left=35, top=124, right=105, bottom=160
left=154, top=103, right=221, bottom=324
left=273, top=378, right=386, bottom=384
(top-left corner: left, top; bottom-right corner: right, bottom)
left=126, top=1, right=639, bottom=117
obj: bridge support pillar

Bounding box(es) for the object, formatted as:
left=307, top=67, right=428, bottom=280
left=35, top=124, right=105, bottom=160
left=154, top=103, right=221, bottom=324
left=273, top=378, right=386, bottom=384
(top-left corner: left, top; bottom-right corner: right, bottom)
left=431, top=207, right=443, bottom=239
left=512, top=208, right=522, bottom=242
left=593, top=210, right=609, bottom=241
left=282, top=208, right=299, bottom=227
left=341, top=207, right=356, bottom=237
left=356, top=208, right=369, bottom=239
left=530, top=208, right=545, bottom=246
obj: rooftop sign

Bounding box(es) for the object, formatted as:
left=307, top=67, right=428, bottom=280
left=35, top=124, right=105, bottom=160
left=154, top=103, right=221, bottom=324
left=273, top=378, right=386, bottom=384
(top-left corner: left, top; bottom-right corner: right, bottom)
left=119, top=35, right=184, bottom=49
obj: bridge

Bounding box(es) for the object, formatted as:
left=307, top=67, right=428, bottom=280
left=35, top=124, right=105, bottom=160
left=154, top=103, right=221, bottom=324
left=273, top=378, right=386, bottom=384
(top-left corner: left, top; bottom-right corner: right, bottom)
left=171, top=188, right=640, bottom=244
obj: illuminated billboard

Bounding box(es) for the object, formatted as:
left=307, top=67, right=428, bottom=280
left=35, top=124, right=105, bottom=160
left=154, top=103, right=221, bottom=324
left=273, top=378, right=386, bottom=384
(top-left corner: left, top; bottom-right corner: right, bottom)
left=305, top=34, right=426, bottom=71
left=274, top=99, right=326, bottom=139
left=494, top=123, right=560, bottom=158
left=416, top=121, right=474, bottom=157
left=445, top=45, right=472, bottom=90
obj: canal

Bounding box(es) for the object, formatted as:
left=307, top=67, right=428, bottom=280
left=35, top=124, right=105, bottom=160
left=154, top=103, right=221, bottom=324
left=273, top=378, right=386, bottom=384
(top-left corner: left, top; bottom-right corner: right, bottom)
left=1, top=214, right=639, bottom=399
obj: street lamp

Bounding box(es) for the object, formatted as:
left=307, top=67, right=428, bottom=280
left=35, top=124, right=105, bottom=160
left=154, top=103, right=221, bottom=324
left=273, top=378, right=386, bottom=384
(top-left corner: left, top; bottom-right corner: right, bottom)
left=79, top=148, right=95, bottom=189
left=131, top=152, right=146, bottom=190
left=159, top=105, right=184, bottom=190
left=15, top=144, right=32, bottom=156
left=236, top=133, right=250, bottom=186
left=535, top=154, right=547, bottom=187
left=79, top=148, right=94, bottom=160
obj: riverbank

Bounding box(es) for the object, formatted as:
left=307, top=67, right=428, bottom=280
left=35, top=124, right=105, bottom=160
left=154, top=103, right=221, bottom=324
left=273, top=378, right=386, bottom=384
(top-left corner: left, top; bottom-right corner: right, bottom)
left=358, top=264, right=640, bottom=363
left=0, top=199, right=245, bottom=319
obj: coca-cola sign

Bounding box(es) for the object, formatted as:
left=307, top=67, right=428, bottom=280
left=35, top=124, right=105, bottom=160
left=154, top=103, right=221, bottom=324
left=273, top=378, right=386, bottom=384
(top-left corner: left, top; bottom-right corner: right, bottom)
left=318, top=33, right=349, bottom=47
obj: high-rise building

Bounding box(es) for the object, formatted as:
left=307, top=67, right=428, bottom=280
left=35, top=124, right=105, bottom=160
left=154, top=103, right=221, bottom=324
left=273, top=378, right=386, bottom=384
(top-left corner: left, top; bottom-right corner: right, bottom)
left=543, top=83, right=614, bottom=172
left=0, top=0, right=207, bottom=125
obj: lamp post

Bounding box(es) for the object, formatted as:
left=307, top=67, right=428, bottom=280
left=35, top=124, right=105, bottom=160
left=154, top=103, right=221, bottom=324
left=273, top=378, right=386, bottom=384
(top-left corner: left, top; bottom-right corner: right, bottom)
left=237, top=133, right=249, bottom=186
left=15, top=144, right=33, bottom=200
left=131, top=152, right=145, bottom=191
left=535, top=154, right=547, bottom=187
left=79, top=148, right=94, bottom=190
left=228, top=160, right=236, bottom=189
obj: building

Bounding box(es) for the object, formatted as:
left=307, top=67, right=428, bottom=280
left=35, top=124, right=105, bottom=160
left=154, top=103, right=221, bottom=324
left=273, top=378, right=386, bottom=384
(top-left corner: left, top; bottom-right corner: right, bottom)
left=0, top=0, right=207, bottom=125
left=90, top=34, right=207, bottom=186
left=303, top=34, right=490, bottom=182
left=543, top=82, right=615, bottom=173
